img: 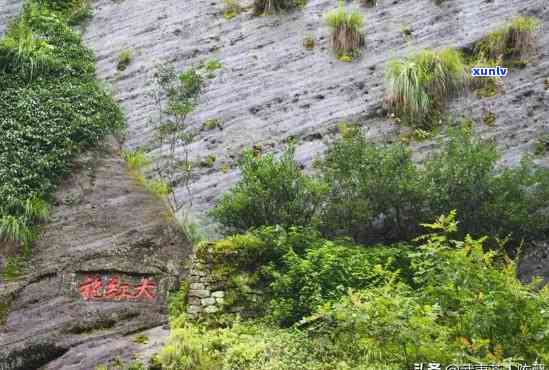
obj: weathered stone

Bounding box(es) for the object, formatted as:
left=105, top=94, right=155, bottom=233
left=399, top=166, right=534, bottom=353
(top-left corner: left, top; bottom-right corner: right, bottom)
left=190, top=282, right=205, bottom=290
left=0, top=139, right=191, bottom=369
left=215, top=297, right=225, bottom=305
left=201, top=297, right=216, bottom=306
left=190, top=269, right=207, bottom=277
left=188, top=289, right=210, bottom=298
left=187, top=305, right=203, bottom=314
left=211, top=291, right=225, bottom=298
left=204, top=305, right=219, bottom=314
left=188, top=297, right=201, bottom=306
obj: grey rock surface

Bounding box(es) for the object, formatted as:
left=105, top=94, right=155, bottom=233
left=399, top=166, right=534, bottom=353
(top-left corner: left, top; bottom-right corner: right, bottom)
left=84, top=0, right=549, bottom=232
left=0, top=138, right=191, bottom=369
left=0, top=0, right=22, bottom=36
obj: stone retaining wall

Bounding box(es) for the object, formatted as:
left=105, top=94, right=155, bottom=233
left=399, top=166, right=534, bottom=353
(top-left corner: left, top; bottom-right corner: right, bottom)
left=187, top=253, right=225, bottom=317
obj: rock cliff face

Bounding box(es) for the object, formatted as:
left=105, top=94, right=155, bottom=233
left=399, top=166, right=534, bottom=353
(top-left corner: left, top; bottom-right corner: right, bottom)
left=84, top=0, right=548, bottom=227
left=1, top=0, right=548, bottom=368
left=0, top=139, right=191, bottom=369
left=0, top=0, right=21, bottom=36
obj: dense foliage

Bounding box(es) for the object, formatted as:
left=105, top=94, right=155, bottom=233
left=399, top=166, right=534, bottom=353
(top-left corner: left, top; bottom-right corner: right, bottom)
left=161, top=213, right=549, bottom=369
left=0, top=1, right=123, bottom=245
left=210, top=146, right=326, bottom=232
left=212, top=126, right=549, bottom=246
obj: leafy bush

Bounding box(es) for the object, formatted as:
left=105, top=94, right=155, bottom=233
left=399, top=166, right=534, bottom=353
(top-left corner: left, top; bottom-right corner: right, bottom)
left=320, top=131, right=425, bottom=242
left=268, top=241, right=412, bottom=325
left=196, top=225, right=411, bottom=325
left=211, top=146, right=327, bottom=232
left=324, top=3, right=364, bottom=59
left=384, top=48, right=466, bottom=128
left=422, top=126, right=549, bottom=242
left=321, top=126, right=549, bottom=245
left=159, top=317, right=330, bottom=370
left=0, top=1, right=123, bottom=246
left=163, top=213, right=549, bottom=368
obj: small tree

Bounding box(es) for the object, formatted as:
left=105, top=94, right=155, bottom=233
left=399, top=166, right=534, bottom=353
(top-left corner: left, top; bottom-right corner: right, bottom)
left=148, top=65, right=202, bottom=219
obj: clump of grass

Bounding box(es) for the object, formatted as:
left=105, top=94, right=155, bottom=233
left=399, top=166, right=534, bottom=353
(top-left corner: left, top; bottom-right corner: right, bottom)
left=361, top=0, right=377, bottom=7
left=203, top=119, right=221, bottom=130
left=468, top=51, right=502, bottom=98
left=482, top=111, right=496, bottom=126
left=224, top=0, right=243, bottom=19
left=134, top=334, right=149, bottom=345
left=204, top=58, right=222, bottom=72
left=199, top=155, right=217, bottom=168
left=324, top=3, right=364, bottom=60
left=384, top=48, right=466, bottom=128
left=303, top=35, right=315, bottom=50
left=534, top=134, right=549, bottom=156
left=476, top=16, right=540, bottom=64
left=254, top=0, right=304, bottom=15
left=117, top=49, right=132, bottom=71
left=122, top=149, right=150, bottom=172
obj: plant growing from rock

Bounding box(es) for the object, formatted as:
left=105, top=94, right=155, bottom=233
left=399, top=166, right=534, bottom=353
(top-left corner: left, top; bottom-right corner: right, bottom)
left=324, top=2, right=365, bottom=61
left=0, top=20, right=59, bottom=80
left=254, top=0, right=305, bottom=15
left=116, top=49, right=132, bottom=71
left=384, top=48, right=466, bottom=128
left=148, top=65, right=202, bottom=218
left=223, top=0, right=243, bottom=19
left=475, top=16, right=540, bottom=64
left=361, top=0, right=377, bottom=7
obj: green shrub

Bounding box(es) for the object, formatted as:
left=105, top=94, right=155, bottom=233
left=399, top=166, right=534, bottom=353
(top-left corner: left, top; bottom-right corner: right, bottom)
left=324, top=3, right=364, bottom=59
left=422, top=126, right=549, bottom=242
left=323, top=126, right=549, bottom=244
left=268, top=242, right=412, bottom=325
left=0, top=1, right=124, bottom=246
left=116, top=49, right=132, bottom=71
left=320, top=131, right=425, bottom=243
left=210, top=145, right=327, bottom=232
left=385, top=48, right=466, bottom=128
left=162, top=213, right=549, bottom=368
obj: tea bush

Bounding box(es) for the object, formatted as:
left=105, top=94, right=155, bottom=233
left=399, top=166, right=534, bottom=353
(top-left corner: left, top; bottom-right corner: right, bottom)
left=210, top=146, right=327, bottom=232
left=0, top=1, right=123, bottom=245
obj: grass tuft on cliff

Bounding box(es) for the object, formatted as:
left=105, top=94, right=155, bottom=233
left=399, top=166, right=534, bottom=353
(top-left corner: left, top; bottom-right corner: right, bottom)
left=384, top=48, right=466, bottom=128
left=476, top=16, right=540, bottom=64
left=253, top=0, right=305, bottom=15
left=324, top=3, right=365, bottom=60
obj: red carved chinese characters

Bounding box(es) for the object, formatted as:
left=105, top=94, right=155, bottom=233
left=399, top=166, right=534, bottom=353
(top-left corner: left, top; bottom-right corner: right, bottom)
left=78, top=275, right=157, bottom=302
left=132, top=278, right=156, bottom=301
left=79, top=276, right=103, bottom=300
